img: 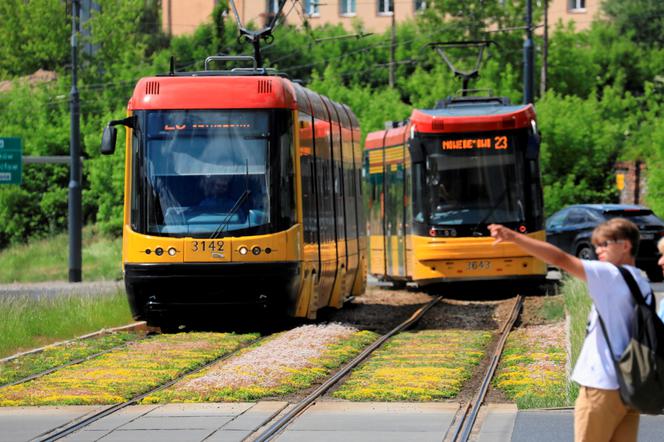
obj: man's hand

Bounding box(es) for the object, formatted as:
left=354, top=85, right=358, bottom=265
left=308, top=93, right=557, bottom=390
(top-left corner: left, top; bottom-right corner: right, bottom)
left=488, top=224, right=516, bottom=245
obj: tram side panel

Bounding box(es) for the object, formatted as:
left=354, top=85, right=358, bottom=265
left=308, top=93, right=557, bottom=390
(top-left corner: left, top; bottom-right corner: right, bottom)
left=321, top=96, right=346, bottom=308
left=347, top=107, right=367, bottom=296
left=294, top=105, right=321, bottom=317
left=336, top=105, right=360, bottom=305
left=306, top=91, right=337, bottom=310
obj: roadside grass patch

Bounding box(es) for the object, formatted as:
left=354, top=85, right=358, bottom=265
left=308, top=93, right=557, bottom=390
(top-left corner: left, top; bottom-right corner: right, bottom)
left=494, top=323, right=570, bottom=409
left=0, top=226, right=122, bottom=283
left=143, top=324, right=377, bottom=403
left=0, top=291, right=133, bottom=358
left=332, top=329, right=491, bottom=401
left=562, top=274, right=592, bottom=403
left=0, top=331, right=142, bottom=386
left=0, top=332, right=257, bottom=406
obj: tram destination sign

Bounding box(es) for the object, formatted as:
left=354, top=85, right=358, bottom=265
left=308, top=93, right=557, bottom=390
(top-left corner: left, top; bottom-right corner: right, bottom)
left=0, top=137, right=22, bottom=185
left=441, top=135, right=510, bottom=151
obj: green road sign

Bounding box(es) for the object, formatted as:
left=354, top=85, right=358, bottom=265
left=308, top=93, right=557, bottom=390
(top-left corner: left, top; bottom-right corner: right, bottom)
left=0, top=137, right=22, bottom=185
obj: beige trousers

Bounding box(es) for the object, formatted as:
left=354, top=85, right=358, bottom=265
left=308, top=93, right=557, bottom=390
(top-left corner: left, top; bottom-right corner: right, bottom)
left=574, top=386, right=640, bottom=442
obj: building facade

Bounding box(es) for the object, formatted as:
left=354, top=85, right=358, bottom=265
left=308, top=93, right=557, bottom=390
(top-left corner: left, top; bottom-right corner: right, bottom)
left=548, top=0, right=601, bottom=32
left=162, top=0, right=603, bottom=36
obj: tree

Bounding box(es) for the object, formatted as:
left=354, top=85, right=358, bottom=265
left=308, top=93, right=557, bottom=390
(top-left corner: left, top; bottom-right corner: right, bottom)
left=603, top=0, right=664, bottom=48
left=0, top=0, right=69, bottom=77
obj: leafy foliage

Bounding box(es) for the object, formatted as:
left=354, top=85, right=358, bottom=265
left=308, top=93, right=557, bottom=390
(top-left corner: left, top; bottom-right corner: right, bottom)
left=0, top=0, right=664, bottom=246
left=603, top=0, right=664, bottom=48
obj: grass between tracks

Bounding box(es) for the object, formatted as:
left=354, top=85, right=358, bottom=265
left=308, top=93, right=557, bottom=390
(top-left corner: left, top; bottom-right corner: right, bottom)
left=0, top=226, right=122, bottom=283
left=142, top=328, right=377, bottom=403
left=332, top=330, right=492, bottom=401
left=494, top=323, right=569, bottom=409
left=0, top=332, right=258, bottom=406
left=0, top=331, right=142, bottom=386
left=0, top=291, right=133, bottom=358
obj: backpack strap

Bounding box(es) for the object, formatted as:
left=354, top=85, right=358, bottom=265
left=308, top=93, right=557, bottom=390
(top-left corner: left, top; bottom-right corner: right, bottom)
left=616, top=265, right=654, bottom=310
left=596, top=265, right=649, bottom=362
left=596, top=311, right=619, bottom=363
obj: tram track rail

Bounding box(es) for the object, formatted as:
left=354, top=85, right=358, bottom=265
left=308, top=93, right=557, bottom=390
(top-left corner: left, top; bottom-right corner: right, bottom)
left=0, top=322, right=147, bottom=365
left=0, top=322, right=148, bottom=388
left=35, top=334, right=265, bottom=442
left=249, top=296, right=443, bottom=442
left=0, top=322, right=149, bottom=389
left=447, top=295, right=524, bottom=442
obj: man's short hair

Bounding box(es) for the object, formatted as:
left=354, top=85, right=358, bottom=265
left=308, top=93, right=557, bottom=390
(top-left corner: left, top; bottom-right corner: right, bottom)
left=591, top=217, right=640, bottom=257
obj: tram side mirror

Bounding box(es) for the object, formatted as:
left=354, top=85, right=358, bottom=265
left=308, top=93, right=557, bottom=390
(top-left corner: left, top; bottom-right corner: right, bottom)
left=101, top=125, right=117, bottom=155
left=526, top=132, right=540, bottom=160
left=526, top=120, right=540, bottom=160
left=426, top=155, right=441, bottom=185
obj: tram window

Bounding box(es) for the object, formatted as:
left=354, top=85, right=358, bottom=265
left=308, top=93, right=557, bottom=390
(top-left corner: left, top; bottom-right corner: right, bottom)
left=278, top=116, right=295, bottom=225
left=130, top=130, right=141, bottom=231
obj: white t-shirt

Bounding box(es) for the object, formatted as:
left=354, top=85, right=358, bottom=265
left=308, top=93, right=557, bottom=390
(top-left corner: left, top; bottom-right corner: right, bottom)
left=571, top=261, right=653, bottom=389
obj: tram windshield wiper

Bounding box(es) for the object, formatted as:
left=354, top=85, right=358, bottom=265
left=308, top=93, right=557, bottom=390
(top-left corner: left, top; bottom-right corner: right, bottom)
left=211, top=158, right=253, bottom=239
left=470, top=186, right=510, bottom=236
left=211, top=189, right=251, bottom=239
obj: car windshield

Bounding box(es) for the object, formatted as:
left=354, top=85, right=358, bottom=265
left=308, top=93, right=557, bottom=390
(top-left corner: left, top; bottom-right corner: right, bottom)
left=143, top=110, right=270, bottom=236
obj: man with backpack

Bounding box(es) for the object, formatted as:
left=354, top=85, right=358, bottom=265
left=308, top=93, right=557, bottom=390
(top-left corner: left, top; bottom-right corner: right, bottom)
left=489, top=218, right=654, bottom=442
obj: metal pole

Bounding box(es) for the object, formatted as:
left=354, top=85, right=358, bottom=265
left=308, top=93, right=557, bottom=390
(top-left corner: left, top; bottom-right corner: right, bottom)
left=69, top=0, right=82, bottom=282
left=389, top=1, right=396, bottom=88
left=523, top=0, right=534, bottom=104
left=540, top=0, right=548, bottom=96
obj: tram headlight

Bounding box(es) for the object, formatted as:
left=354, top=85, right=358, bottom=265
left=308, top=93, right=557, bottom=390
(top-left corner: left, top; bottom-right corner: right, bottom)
left=155, top=247, right=164, bottom=256
left=252, top=246, right=261, bottom=256
left=429, top=227, right=437, bottom=237
left=168, top=247, right=177, bottom=256
left=239, top=246, right=248, bottom=255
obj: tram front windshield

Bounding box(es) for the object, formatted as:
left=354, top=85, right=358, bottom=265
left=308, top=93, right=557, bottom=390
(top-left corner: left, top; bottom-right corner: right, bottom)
left=142, top=110, right=271, bottom=237
left=419, top=135, right=525, bottom=227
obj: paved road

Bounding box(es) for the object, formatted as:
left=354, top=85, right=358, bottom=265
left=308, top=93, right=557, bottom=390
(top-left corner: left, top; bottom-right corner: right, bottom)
left=2, top=402, right=664, bottom=442
left=0, top=280, right=123, bottom=299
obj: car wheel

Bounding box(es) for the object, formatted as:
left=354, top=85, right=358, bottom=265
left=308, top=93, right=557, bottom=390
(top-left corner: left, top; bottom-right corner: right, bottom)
left=576, top=244, right=595, bottom=260
left=646, top=267, right=664, bottom=283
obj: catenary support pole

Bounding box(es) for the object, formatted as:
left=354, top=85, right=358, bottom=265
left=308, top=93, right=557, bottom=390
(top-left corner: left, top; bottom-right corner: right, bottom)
left=523, top=0, right=534, bottom=104
left=69, top=0, right=82, bottom=282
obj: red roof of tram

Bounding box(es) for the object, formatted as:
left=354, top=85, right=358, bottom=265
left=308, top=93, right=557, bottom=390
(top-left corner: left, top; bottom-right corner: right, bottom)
left=128, top=76, right=297, bottom=110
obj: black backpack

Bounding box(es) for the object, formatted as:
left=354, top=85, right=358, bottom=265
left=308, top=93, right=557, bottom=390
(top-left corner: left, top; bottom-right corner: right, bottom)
left=596, top=265, right=664, bottom=414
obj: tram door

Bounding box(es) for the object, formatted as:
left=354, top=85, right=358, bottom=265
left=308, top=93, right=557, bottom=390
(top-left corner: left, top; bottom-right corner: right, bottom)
left=384, top=142, right=406, bottom=278
left=366, top=145, right=385, bottom=277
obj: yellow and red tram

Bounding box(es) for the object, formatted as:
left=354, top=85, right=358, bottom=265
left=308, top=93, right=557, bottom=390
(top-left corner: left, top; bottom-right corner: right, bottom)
left=101, top=64, right=366, bottom=327
left=364, top=97, right=547, bottom=286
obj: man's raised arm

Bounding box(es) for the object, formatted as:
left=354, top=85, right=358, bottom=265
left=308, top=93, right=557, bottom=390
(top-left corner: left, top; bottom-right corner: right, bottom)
left=488, top=224, right=586, bottom=281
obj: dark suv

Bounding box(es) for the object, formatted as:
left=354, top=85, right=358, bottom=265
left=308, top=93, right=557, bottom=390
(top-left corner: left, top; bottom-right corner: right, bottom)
left=546, top=204, right=664, bottom=282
